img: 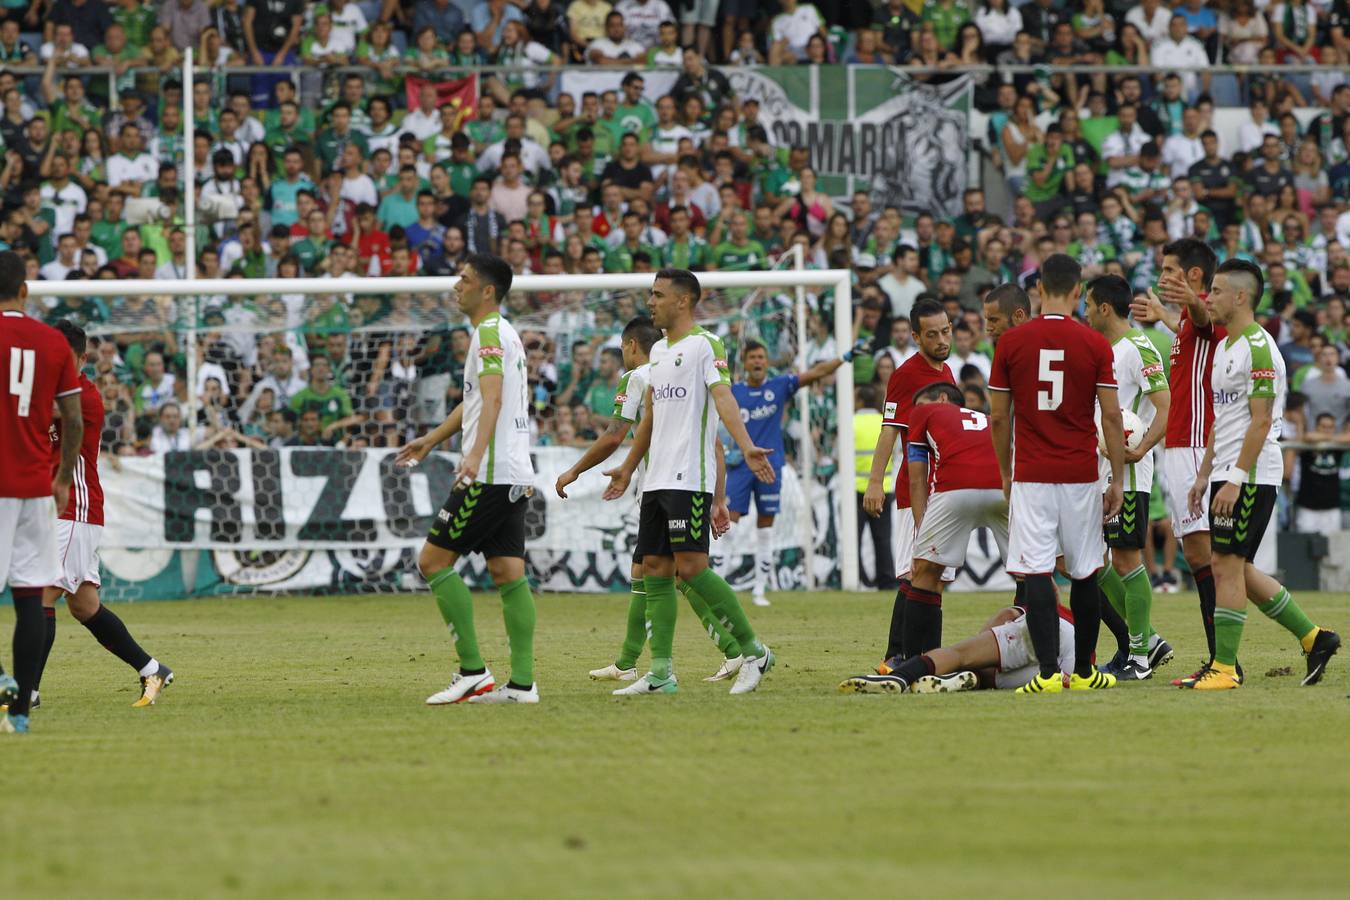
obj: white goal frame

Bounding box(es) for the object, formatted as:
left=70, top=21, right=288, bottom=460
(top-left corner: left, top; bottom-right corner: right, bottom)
left=28, top=269, right=861, bottom=591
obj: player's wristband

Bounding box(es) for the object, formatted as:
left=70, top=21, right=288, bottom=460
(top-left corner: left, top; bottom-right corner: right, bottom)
left=1223, top=467, right=1247, bottom=487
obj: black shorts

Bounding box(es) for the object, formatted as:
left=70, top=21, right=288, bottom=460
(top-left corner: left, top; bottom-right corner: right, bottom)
left=1104, top=490, right=1149, bottom=550
left=426, top=482, right=527, bottom=559
left=1209, top=482, right=1276, bottom=562
left=636, top=489, right=712, bottom=558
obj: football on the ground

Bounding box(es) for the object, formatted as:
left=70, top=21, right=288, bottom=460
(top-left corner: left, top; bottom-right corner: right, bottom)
left=1096, top=408, right=1146, bottom=456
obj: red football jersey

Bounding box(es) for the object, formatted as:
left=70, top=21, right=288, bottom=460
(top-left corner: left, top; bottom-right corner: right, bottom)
left=51, top=373, right=104, bottom=525
left=906, top=402, right=1002, bottom=493
left=0, top=310, right=81, bottom=498
left=1164, top=305, right=1226, bottom=449
left=881, top=353, right=958, bottom=508
left=988, top=314, right=1116, bottom=484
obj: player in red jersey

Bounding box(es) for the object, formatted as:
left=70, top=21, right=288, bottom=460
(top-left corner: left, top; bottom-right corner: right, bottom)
left=1132, top=238, right=1243, bottom=685
left=27, top=321, right=173, bottom=711
left=0, top=251, right=84, bottom=734
left=862, top=298, right=955, bottom=664
left=989, top=253, right=1125, bottom=693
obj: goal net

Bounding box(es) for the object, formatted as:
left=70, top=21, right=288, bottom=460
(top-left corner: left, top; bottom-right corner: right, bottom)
left=25, top=269, right=859, bottom=602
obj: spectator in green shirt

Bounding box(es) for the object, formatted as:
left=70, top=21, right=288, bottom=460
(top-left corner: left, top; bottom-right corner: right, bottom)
left=1022, top=125, right=1075, bottom=208
left=554, top=340, right=596, bottom=406
left=603, top=212, right=660, bottom=273
left=288, top=355, right=362, bottom=440
left=314, top=103, right=369, bottom=174
left=709, top=211, right=768, bottom=271
left=42, top=69, right=103, bottom=137
left=291, top=208, right=335, bottom=274
left=921, top=0, right=971, bottom=51
left=584, top=347, right=624, bottom=417
left=661, top=206, right=709, bottom=270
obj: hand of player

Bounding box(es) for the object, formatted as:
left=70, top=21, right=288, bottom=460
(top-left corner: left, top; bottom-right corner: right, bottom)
left=744, top=446, right=776, bottom=484
left=555, top=467, right=578, bottom=499
left=51, top=474, right=71, bottom=514
left=1123, top=445, right=1148, bottom=465
left=601, top=466, right=632, bottom=500
left=1102, top=482, right=1123, bottom=522
left=862, top=481, right=885, bottom=518
left=1188, top=476, right=1207, bottom=518
left=1156, top=271, right=1197, bottom=309
left=1131, top=289, right=1165, bottom=324
left=454, top=451, right=482, bottom=490
left=1211, top=481, right=1238, bottom=519
left=842, top=337, right=869, bottom=362
left=395, top=435, right=433, bottom=468
left=1001, top=474, right=1011, bottom=503
left=712, top=498, right=731, bottom=538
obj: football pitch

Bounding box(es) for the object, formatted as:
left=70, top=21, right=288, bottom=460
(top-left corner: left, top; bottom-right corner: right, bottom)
left=4, top=588, right=1347, bottom=898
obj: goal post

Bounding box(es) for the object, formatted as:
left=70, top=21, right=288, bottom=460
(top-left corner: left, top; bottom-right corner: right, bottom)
left=27, top=269, right=861, bottom=596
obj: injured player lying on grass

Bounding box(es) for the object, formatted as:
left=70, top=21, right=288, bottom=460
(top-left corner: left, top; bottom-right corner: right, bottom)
left=837, top=604, right=1075, bottom=694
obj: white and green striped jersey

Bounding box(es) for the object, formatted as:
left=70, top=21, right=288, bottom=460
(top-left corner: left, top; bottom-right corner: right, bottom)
left=643, top=327, right=731, bottom=494
left=1210, top=321, right=1285, bottom=486
left=462, top=312, right=534, bottom=485
left=1110, top=328, right=1168, bottom=492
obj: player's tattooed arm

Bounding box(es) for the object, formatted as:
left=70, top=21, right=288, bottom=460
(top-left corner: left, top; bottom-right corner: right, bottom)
left=1097, top=385, right=1125, bottom=519
left=711, top=383, right=775, bottom=483
left=989, top=389, right=1013, bottom=500
left=557, top=418, right=629, bottom=499
left=52, top=392, right=83, bottom=512
left=603, top=389, right=653, bottom=500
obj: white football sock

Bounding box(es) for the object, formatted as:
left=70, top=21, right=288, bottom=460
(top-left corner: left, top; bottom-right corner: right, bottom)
left=754, top=525, right=773, bottom=595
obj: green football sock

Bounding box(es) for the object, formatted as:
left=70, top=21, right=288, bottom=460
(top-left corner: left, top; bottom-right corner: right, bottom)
left=677, top=580, right=742, bottom=659
left=615, top=578, right=647, bottom=670
left=498, top=577, right=536, bottom=687
left=1256, top=588, right=1317, bottom=649
left=1213, top=607, right=1247, bottom=666
left=645, top=575, right=678, bottom=680
left=428, top=567, right=483, bottom=672
left=1098, top=566, right=1127, bottom=621
left=1122, top=565, right=1152, bottom=660
left=686, top=568, right=766, bottom=659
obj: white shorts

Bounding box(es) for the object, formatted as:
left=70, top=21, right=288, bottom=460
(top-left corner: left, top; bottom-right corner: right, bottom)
left=991, top=608, right=1076, bottom=690
left=1295, top=507, right=1341, bottom=536
left=897, top=505, right=957, bottom=582
left=1162, top=447, right=1209, bottom=537
left=0, top=496, right=59, bottom=590
left=1007, top=481, right=1105, bottom=580
left=54, top=519, right=103, bottom=594
left=915, top=488, right=1009, bottom=568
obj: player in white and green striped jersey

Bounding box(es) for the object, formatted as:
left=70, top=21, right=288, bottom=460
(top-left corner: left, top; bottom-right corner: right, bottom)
left=1086, top=274, right=1175, bottom=681
left=554, top=316, right=745, bottom=684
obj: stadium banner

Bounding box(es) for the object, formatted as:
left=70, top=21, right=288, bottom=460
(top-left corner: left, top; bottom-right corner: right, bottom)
left=78, top=448, right=1010, bottom=601
left=721, top=68, right=972, bottom=217
left=557, top=70, right=681, bottom=110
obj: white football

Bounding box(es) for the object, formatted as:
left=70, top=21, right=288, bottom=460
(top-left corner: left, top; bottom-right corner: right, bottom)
left=1096, top=408, right=1146, bottom=456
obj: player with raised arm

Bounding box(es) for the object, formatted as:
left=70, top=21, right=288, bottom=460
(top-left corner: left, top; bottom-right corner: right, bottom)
left=840, top=381, right=1010, bottom=691
left=727, top=338, right=862, bottom=607
left=1131, top=238, right=1241, bottom=685
left=28, top=321, right=173, bottom=710
left=0, top=250, right=84, bottom=734
left=989, top=253, right=1124, bottom=694
left=555, top=316, right=744, bottom=682
left=397, top=254, right=541, bottom=705
left=601, top=268, right=778, bottom=696
left=862, top=298, right=956, bottom=664
left=1084, top=274, right=1175, bottom=680
left=1184, top=260, right=1340, bottom=690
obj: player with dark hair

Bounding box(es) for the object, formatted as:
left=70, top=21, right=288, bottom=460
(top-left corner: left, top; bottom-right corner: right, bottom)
left=1084, top=274, right=1174, bottom=680
left=556, top=316, right=744, bottom=683
left=982, top=283, right=1032, bottom=343
left=1184, top=260, right=1340, bottom=690
left=989, top=253, right=1123, bottom=693
left=841, top=380, right=1011, bottom=692
left=727, top=336, right=862, bottom=607
left=397, top=253, right=541, bottom=705
left=0, top=250, right=84, bottom=734
left=864, top=297, right=956, bottom=665
left=29, top=320, right=173, bottom=710
left=602, top=268, right=778, bottom=695
left=1132, top=237, right=1245, bottom=684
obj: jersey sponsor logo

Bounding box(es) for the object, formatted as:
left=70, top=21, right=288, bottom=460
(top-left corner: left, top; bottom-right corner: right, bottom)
left=1251, top=368, right=1276, bottom=380
left=1212, top=388, right=1243, bottom=405
left=713, top=358, right=728, bottom=369
left=478, top=346, right=503, bottom=358
left=747, top=403, right=780, bottom=420
left=668, top=518, right=688, bottom=530
left=1213, top=513, right=1235, bottom=529
left=764, top=389, right=775, bottom=402
left=653, top=384, right=689, bottom=401
left=614, top=392, right=628, bottom=404
left=1142, top=363, right=1164, bottom=378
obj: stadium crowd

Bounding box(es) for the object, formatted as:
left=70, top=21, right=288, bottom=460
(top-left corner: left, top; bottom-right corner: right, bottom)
left=2, top=0, right=1347, bottom=536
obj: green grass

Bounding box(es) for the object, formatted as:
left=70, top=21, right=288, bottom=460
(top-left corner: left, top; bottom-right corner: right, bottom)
left=3, top=589, right=1347, bottom=898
